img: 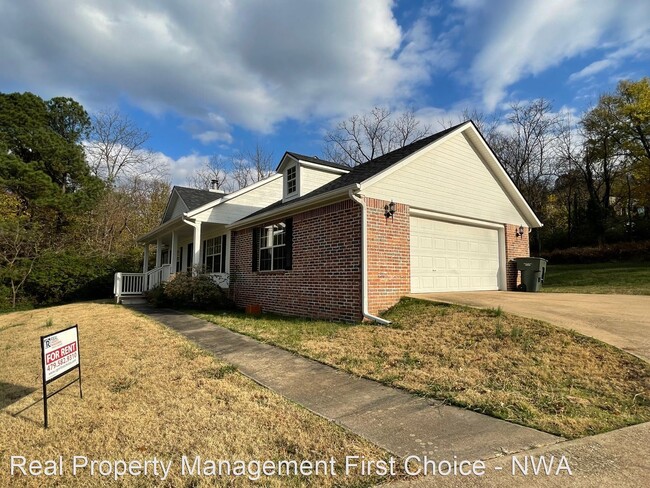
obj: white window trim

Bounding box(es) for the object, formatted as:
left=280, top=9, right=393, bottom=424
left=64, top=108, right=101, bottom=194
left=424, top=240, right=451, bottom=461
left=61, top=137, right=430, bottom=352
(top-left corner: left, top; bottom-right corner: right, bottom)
left=283, top=164, right=300, bottom=202
left=259, top=224, right=286, bottom=271
left=204, top=236, right=224, bottom=273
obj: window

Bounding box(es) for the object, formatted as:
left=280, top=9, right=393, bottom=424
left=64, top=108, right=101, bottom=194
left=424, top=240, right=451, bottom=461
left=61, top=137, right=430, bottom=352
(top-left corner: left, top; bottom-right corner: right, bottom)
left=253, top=219, right=292, bottom=272
left=259, top=223, right=285, bottom=271
left=286, top=165, right=297, bottom=195
left=203, top=236, right=226, bottom=273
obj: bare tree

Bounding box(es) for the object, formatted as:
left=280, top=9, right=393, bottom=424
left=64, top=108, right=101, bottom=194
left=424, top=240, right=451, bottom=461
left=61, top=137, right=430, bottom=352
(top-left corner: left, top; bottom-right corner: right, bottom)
left=74, top=177, right=171, bottom=256
left=86, top=110, right=163, bottom=186
left=247, top=143, right=274, bottom=181
left=440, top=108, right=501, bottom=146
left=324, top=107, right=431, bottom=166
left=187, top=144, right=275, bottom=192
left=186, top=155, right=229, bottom=190
left=492, top=99, right=560, bottom=211
left=0, top=218, right=41, bottom=308
left=230, top=152, right=252, bottom=191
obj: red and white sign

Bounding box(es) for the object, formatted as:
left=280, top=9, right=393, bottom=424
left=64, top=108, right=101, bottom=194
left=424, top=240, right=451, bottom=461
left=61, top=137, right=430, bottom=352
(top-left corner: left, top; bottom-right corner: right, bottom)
left=42, top=326, right=79, bottom=382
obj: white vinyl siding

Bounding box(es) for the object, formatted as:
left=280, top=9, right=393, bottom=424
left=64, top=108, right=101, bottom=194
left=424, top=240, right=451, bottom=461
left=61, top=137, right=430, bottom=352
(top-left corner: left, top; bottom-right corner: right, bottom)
left=364, top=132, right=526, bottom=225
left=299, top=166, right=343, bottom=195
left=410, top=217, right=499, bottom=292
left=193, top=177, right=283, bottom=224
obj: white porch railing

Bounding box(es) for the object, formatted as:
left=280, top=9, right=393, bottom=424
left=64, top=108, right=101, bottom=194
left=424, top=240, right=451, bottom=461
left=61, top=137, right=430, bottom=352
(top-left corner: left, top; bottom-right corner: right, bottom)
left=114, top=264, right=172, bottom=302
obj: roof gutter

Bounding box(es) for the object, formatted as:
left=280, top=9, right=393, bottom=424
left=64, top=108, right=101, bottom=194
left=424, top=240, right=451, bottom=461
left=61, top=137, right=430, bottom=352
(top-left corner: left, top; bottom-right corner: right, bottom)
left=348, top=189, right=391, bottom=326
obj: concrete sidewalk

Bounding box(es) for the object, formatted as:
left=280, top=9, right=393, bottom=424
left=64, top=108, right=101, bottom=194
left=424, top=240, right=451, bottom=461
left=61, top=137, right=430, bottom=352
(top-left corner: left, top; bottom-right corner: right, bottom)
left=131, top=306, right=560, bottom=460
left=387, top=422, right=650, bottom=487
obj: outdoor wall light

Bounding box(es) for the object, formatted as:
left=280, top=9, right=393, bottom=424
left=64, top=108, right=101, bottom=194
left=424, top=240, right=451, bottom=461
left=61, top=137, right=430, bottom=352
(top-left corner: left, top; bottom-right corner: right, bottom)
left=384, top=200, right=396, bottom=220
left=516, top=225, right=525, bottom=238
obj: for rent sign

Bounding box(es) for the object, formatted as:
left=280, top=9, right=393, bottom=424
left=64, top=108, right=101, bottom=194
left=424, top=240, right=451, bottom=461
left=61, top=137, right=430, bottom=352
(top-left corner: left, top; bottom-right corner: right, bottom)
left=40, top=325, right=83, bottom=428
left=42, top=326, right=80, bottom=382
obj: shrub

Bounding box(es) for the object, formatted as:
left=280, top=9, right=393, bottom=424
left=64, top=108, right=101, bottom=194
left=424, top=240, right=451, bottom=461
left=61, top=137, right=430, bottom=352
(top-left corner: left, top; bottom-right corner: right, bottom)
left=143, top=284, right=167, bottom=308
left=24, top=251, right=139, bottom=306
left=146, top=272, right=234, bottom=310
left=539, top=240, right=650, bottom=264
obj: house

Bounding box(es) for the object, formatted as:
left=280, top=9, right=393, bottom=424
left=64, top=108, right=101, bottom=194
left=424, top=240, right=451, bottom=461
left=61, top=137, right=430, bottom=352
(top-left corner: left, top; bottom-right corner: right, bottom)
left=114, top=121, right=541, bottom=322
left=113, top=175, right=283, bottom=299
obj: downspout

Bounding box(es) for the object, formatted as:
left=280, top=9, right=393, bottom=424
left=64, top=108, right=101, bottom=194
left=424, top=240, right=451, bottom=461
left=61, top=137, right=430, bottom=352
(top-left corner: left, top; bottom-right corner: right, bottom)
left=349, top=189, right=392, bottom=325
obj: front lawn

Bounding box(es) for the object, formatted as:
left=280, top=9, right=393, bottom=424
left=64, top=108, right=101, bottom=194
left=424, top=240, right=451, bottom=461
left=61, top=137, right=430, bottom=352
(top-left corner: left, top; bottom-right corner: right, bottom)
left=196, top=298, right=650, bottom=439
left=0, top=303, right=388, bottom=487
left=542, top=261, right=650, bottom=295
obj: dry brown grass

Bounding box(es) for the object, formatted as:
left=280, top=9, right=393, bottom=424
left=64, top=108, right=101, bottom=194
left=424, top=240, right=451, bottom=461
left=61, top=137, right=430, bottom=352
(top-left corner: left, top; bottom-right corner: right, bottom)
left=196, top=298, right=650, bottom=439
left=0, top=303, right=389, bottom=487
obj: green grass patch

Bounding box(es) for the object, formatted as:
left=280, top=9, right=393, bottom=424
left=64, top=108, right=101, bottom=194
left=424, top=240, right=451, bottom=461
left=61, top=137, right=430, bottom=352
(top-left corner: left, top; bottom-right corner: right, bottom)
left=543, top=261, right=650, bottom=295
left=196, top=298, right=650, bottom=439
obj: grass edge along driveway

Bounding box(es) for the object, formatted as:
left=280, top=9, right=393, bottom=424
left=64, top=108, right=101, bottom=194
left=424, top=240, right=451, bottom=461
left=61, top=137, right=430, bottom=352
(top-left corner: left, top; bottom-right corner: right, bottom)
left=542, top=261, right=650, bottom=295
left=195, top=298, right=650, bottom=440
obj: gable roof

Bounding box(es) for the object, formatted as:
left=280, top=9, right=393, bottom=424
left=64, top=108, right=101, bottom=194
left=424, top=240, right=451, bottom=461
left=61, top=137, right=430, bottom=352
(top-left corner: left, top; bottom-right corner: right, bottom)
left=239, top=122, right=466, bottom=223
left=161, top=186, right=222, bottom=224
left=174, top=186, right=222, bottom=211
left=281, top=152, right=351, bottom=172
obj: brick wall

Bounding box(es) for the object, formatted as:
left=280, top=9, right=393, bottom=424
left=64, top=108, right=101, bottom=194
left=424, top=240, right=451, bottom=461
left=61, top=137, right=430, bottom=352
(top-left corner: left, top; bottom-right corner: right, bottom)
left=230, top=200, right=363, bottom=322
left=365, top=198, right=410, bottom=315
left=504, top=224, right=530, bottom=290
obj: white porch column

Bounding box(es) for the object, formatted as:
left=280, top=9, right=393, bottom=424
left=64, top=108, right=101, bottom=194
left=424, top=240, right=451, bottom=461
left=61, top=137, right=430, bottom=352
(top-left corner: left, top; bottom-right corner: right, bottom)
left=170, top=231, right=178, bottom=274
left=193, top=222, right=202, bottom=274
left=155, top=238, right=162, bottom=268
left=142, top=245, right=149, bottom=273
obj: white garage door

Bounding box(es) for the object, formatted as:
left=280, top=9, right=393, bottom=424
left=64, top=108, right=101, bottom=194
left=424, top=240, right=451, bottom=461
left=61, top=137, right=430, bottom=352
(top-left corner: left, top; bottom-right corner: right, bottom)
left=410, top=217, right=499, bottom=293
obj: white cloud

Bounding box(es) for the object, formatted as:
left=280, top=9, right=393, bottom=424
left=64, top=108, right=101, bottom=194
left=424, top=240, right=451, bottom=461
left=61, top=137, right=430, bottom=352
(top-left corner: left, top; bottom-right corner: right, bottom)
left=151, top=152, right=210, bottom=187
left=569, top=59, right=615, bottom=82
left=455, top=0, right=650, bottom=109
left=192, top=131, right=233, bottom=145
left=569, top=33, right=650, bottom=82
left=0, top=0, right=448, bottom=139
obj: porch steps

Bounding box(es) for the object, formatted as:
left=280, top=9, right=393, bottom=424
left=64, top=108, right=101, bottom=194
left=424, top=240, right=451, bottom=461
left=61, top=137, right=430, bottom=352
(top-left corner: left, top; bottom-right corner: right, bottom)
left=119, top=295, right=147, bottom=306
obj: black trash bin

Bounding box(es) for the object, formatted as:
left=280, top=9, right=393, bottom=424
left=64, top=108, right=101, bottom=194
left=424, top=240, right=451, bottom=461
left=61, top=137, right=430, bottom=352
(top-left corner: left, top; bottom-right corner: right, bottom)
left=514, top=257, right=547, bottom=292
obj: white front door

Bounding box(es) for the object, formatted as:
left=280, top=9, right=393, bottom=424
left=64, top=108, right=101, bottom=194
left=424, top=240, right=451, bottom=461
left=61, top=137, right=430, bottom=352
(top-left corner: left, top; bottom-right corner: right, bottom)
left=410, top=217, right=500, bottom=293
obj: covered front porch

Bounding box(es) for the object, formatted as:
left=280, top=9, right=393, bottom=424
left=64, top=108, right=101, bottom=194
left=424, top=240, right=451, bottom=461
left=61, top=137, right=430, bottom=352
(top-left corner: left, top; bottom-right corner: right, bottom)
left=114, top=216, right=231, bottom=302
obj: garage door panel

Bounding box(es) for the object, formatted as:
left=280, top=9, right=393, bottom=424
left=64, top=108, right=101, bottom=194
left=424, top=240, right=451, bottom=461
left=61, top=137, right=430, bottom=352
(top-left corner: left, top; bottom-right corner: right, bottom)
left=410, top=217, right=499, bottom=293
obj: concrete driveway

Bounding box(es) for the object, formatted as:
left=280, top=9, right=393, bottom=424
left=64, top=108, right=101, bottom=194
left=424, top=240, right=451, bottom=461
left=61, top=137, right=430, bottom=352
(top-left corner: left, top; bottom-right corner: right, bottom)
left=410, top=291, right=650, bottom=362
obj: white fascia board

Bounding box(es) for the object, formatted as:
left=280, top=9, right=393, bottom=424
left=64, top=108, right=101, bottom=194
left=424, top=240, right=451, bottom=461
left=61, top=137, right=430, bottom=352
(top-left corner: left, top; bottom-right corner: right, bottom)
left=299, top=160, right=349, bottom=174
left=228, top=183, right=359, bottom=230
left=185, top=173, right=282, bottom=218
left=137, top=215, right=186, bottom=244
left=276, top=153, right=299, bottom=173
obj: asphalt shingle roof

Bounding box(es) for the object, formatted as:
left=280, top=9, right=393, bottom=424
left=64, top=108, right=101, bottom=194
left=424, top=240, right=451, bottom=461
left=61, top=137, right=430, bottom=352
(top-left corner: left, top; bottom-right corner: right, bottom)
left=283, top=152, right=351, bottom=171
left=242, top=122, right=467, bottom=222
left=174, top=186, right=222, bottom=211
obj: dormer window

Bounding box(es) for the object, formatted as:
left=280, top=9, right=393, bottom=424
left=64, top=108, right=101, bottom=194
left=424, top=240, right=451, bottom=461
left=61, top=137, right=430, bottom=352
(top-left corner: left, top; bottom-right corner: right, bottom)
left=286, top=165, right=297, bottom=195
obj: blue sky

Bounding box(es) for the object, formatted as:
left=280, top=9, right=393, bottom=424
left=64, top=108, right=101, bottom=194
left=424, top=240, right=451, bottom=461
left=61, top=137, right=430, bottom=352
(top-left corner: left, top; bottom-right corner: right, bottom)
left=1, top=0, right=648, bottom=185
